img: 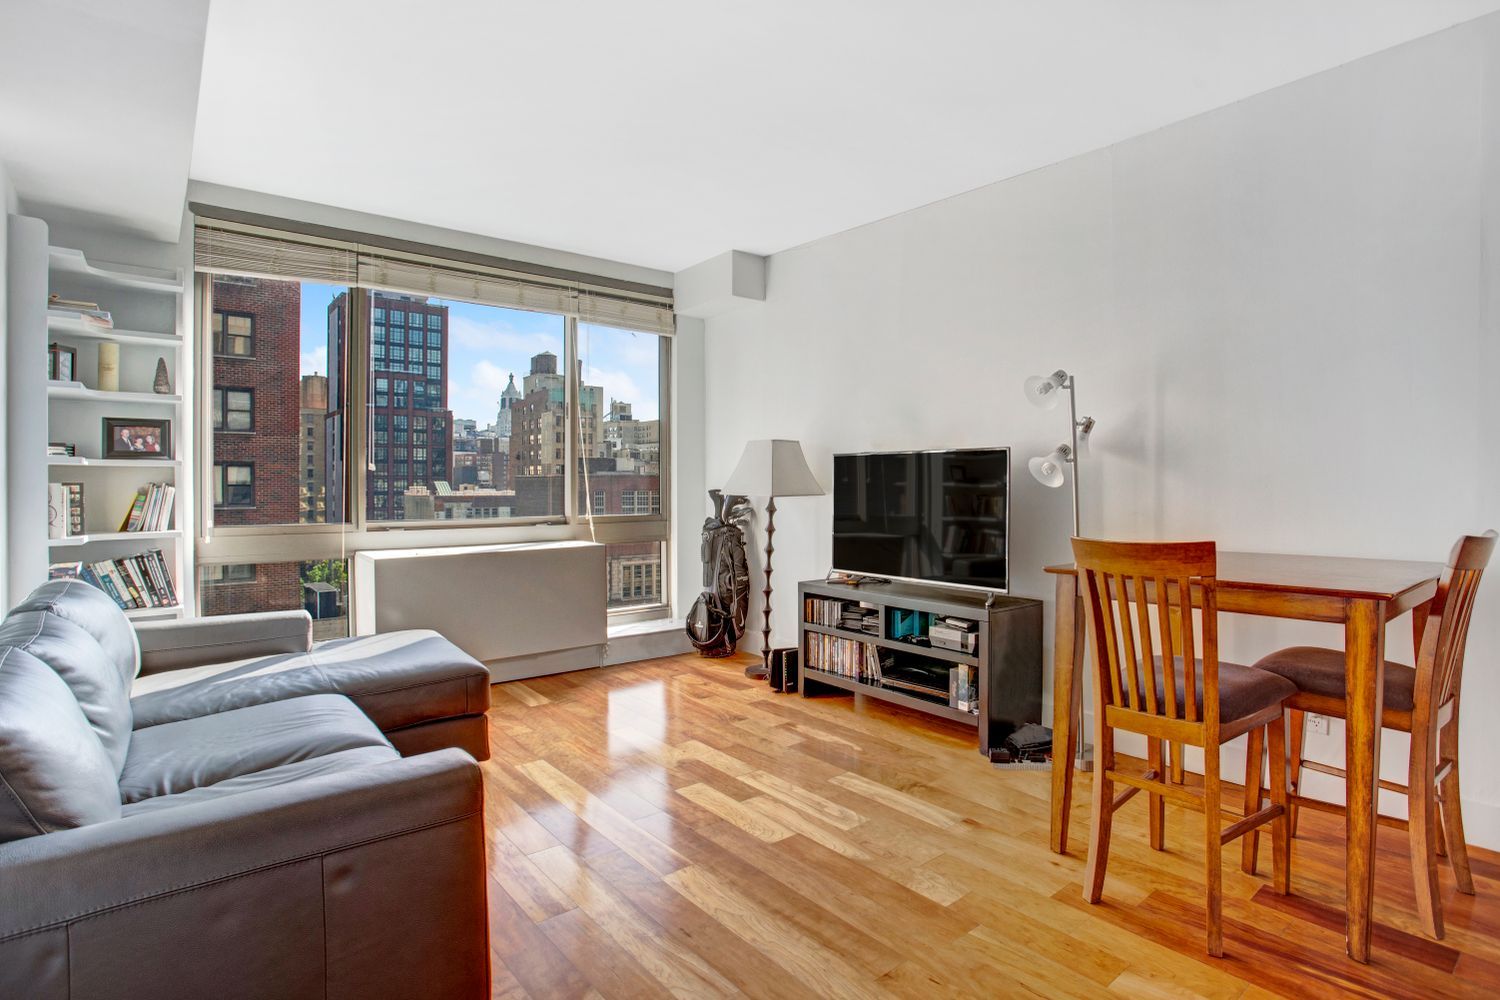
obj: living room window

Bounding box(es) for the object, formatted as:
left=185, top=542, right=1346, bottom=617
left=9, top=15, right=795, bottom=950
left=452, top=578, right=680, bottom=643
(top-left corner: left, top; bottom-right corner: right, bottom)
left=194, top=217, right=675, bottom=620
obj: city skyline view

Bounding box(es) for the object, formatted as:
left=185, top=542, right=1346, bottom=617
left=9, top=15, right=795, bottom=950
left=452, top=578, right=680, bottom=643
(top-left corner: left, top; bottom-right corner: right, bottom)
left=296, top=283, right=659, bottom=429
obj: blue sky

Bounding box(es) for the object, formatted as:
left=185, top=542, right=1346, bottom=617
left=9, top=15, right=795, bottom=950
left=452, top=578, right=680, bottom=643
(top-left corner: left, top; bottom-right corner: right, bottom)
left=297, top=283, right=659, bottom=426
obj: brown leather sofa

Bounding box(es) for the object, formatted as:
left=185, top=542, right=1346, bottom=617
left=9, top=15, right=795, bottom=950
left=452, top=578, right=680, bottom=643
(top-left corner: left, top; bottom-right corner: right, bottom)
left=0, top=580, right=492, bottom=999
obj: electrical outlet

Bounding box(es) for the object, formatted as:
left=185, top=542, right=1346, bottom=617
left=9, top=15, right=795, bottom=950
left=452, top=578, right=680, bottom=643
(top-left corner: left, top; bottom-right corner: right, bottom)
left=1308, top=713, right=1330, bottom=736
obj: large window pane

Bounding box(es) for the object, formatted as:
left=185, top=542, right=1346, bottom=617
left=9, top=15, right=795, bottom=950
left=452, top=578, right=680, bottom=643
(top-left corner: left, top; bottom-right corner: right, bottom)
left=364, top=291, right=565, bottom=523
left=606, top=543, right=664, bottom=610
left=576, top=322, right=663, bottom=517
left=199, top=559, right=350, bottom=640
left=208, top=275, right=347, bottom=526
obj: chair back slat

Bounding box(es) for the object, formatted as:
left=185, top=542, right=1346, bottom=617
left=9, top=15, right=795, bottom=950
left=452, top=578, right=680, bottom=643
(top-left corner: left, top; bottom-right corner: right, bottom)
left=1074, top=539, right=1219, bottom=732
left=1416, top=532, right=1496, bottom=712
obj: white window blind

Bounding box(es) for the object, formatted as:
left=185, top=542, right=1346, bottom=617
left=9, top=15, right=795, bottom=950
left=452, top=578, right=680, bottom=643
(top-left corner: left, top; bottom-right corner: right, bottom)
left=194, top=218, right=674, bottom=335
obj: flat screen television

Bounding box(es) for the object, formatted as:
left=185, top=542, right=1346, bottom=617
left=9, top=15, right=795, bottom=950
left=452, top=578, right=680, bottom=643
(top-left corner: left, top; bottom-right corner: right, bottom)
left=832, top=448, right=1010, bottom=593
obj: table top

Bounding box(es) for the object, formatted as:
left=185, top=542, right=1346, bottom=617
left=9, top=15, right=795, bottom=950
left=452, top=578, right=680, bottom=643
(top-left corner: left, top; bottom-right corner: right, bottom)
left=1045, top=550, right=1442, bottom=602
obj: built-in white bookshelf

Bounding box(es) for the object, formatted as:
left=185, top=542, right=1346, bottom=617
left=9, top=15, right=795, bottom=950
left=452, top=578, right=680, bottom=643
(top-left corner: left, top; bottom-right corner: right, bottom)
left=44, top=245, right=190, bottom=621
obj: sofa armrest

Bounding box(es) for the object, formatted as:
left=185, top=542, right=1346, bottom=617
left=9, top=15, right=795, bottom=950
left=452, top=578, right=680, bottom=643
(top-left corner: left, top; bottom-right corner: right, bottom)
left=134, top=609, right=313, bottom=674
left=0, top=749, right=489, bottom=999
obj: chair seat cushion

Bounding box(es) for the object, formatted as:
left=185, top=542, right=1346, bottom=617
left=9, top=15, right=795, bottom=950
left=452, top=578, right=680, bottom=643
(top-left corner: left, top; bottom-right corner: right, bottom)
left=1148, top=657, right=1297, bottom=722
left=119, top=694, right=392, bottom=804
left=129, top=630, right=490, bottom=735
left=121, top=746, right=399, bottom=818
left=1251, top=646, right=1417, bottom=712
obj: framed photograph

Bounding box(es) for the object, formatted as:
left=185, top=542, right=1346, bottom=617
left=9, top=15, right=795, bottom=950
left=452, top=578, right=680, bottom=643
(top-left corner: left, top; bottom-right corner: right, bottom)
left=48, top=343, right=76, bottom=382
left=103, top=418, right=171, bottom=459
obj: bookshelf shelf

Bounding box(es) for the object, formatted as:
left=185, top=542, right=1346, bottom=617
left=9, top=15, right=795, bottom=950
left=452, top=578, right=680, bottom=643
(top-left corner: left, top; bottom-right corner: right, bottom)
left=798, top=578, right=1042, bottom=757
left=47, top=382, right=182, bottom=405
left=47, top=311, right=183, bottom=347
left=48, top=456, right=180, bottom=468
left=124, top=605, right=183, bottom=620
left=47, top=247, right=184, bottom=294
left=49, top=530, right=181, bottom=548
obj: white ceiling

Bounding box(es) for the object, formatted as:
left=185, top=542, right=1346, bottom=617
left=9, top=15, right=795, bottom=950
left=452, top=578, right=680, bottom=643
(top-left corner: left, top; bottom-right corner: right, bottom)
left=0, top=0, right=209, bottom=240
left=6, top=2, right=1500, bottom=268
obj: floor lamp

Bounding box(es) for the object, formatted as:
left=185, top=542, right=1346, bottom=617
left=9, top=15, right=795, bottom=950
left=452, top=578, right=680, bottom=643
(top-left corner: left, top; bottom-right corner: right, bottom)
left=723, top=439, right=825, bottom=679
left=1024, top=369, right=1097, bottom=771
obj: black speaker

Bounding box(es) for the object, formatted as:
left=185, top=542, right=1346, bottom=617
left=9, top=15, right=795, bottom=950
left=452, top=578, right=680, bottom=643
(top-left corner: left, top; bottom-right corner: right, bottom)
left=768, top=647, right=799, bottom=693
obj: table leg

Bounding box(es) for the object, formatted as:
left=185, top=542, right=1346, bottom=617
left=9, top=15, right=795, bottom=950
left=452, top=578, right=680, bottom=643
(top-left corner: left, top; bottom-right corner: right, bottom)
left=1050, top=573, right=1086, bottom=854
left=1344, top=598, right=1386, bottom=963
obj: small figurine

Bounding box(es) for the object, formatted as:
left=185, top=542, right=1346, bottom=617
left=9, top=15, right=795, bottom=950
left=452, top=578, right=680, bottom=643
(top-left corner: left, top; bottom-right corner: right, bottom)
left=153, top=357, right=171, bottom=394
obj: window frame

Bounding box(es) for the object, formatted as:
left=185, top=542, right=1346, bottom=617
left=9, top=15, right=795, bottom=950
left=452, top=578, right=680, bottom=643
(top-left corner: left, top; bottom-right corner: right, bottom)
left=215, top=461, right=256, bottom=509
left=194, top=262, right=673, bottom=621
left=212, top=309, right=256, bottom=358
left=212, top=387, right=255, bottom=433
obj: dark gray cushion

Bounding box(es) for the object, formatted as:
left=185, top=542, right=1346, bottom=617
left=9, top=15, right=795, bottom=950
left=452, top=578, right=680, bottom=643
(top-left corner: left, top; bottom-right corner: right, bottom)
left=121, top=746, right=400, bottom=817
left=1145, top=657, right=1297, bottom=722
left=0, top=646, right=122, bottom=843
left=1251, top=646, right=1418, bottom=712
left=119, top=694, right=392, bottom=804
left=130, top=630, right=491, bottom=733
left=11, top=579, right=140, bottom=685
left=0, top=611, right=133, bottom=774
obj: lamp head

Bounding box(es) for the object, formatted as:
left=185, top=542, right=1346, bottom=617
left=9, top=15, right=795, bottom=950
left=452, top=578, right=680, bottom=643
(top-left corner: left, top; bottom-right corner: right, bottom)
left=1023, top=369, right=1070, bottom=410
left=1028, top=443, right=1073, bottom=488
left=1074, top=416, right=1096, bottom=459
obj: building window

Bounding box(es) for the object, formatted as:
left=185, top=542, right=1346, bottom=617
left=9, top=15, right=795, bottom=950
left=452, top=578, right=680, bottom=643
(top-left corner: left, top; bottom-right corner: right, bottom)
left=212, top=388, right=254, bottom=432
left=212, top=311, right=254, bottom=357
left=201, top=563, right=257, bottom=585
left=215, top=463, right=255, bottom=508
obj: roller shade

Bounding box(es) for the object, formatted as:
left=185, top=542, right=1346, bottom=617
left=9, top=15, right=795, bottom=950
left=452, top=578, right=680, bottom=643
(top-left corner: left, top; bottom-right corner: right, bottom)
left=194, top=219, right=674, bottom=335
left=194, top=223, right=358, bottom=285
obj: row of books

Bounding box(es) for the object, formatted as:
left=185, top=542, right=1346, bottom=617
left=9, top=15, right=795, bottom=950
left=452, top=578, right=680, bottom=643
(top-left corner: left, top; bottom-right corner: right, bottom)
left=51, top=551, right=178, bottom=610
left=803, top=595, right=878, bottom=630
left=121, top=483, right=175, bottom=532
left=803, top=632, right=887, bottom=684
left=46, top=482, right=84, bottom=538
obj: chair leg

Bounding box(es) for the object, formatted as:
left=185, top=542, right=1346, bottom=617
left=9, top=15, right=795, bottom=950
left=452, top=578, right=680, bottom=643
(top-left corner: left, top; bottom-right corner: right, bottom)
left=1083, top=725, right=1116, bottom=904
left=1439, top=720, right=1474, bottom=895
left=1147, top=737, right=1166, bottom=851
left=1204, top=743, right=1224, bottom=957
left=1241, top=726, right=1264, bottom=875
left=1170, top=741, right=1185, bottom=785
left=1287, top=709, right=1306, bottom=837
left=1409, top=724, right=1444, bottom=940
left=1267, top=714, right=1291, bottom=894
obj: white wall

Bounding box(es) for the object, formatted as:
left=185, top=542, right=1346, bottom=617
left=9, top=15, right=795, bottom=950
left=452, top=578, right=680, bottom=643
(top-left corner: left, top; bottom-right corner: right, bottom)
left=0, top=158, right=16, bottom=609
left=699, top=15, right=1500, bottom=847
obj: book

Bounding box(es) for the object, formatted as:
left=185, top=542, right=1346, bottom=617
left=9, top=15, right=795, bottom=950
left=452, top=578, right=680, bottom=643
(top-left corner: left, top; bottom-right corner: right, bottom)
left=49, top=561, right=84, bottom=580
left=63, top=482, right=85, bottom=536
left=47, top=442, right=76, bottom=457
left=47, top=483, right=67, bottom=538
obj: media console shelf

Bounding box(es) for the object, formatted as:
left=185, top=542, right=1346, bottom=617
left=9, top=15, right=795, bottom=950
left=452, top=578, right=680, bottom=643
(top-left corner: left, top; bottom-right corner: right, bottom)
left=797, top=578, right=1042, bottom=756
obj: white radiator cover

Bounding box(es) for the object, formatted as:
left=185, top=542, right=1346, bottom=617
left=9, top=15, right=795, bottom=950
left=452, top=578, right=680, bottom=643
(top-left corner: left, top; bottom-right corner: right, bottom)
left=353, top=540, right=607, bottom=681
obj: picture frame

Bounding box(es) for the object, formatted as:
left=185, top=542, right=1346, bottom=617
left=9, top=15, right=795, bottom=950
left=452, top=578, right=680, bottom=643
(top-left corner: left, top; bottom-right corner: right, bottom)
left=103, top=418, right=171, bottom=459
left=48, top=343, right=76, bottom=383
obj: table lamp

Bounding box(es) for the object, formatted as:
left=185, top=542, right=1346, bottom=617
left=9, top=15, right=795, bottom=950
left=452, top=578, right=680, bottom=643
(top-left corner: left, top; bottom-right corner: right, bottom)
left=723, top=439, right=825, bottom=678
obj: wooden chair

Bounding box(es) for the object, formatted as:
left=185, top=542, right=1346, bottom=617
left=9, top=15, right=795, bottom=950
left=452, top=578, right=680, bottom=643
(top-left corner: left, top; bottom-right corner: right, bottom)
left=1243, top=530, right=1495, bottom=940
left=1073, top=538, right=1295, bottom=957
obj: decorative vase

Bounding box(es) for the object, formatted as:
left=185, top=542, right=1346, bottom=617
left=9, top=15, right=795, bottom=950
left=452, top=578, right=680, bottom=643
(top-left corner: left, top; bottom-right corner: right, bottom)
left=153, top=357, right=171, bottom=394
left=97, top=342, right=120, bottom=392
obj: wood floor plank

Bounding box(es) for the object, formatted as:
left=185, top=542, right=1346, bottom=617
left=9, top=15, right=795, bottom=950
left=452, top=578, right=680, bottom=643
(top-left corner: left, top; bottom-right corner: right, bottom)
left=483, top=654, right=1500, bottom=1000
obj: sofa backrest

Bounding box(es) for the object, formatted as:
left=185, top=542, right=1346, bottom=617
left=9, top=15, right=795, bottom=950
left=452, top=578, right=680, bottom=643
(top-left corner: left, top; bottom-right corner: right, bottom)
left=0, top=610, right=135, bottom=774
left=12, top=579, right=141, bottom=685
left=0, top=646, right=123, bottom=843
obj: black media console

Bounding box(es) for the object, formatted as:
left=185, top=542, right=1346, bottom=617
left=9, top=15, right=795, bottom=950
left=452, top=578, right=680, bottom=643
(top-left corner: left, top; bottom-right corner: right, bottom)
left=796, top=578, right=1042, bottom=757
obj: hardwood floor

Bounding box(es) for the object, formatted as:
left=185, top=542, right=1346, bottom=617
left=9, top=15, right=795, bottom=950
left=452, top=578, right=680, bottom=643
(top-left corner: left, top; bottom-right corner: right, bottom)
left=482, top=652, right=1500, bottom=999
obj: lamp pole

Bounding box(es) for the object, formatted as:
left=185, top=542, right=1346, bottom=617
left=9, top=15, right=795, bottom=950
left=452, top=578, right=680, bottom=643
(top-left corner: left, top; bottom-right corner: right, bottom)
left=749, top=495, right=777, bottom=679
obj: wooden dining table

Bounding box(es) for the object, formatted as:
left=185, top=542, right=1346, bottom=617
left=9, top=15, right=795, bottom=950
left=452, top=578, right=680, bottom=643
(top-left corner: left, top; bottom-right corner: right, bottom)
left=1046, top=551, right=1442, bottom=963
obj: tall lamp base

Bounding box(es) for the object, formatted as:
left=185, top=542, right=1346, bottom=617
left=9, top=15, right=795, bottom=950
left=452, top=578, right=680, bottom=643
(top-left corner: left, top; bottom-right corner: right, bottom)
left=745, top=495, right=777, bottom=680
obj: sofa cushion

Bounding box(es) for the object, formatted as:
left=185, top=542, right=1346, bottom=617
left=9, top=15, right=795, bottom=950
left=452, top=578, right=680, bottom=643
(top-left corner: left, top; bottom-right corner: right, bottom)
left=120, top=746, right=401, bottom=818
left=119, top=694, right=393, bottom=804
left=0, top=610, right=133, bottom=774
left=129, top=630, right=490, bottom=735
left=0, top=646, right=122, bottom=843
left=11, top=578, right=140, bottom=685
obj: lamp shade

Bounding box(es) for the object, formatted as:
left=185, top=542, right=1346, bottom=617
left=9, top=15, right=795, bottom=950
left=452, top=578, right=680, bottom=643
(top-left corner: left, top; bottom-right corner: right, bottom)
left=723, top=439, right=824, bottom=498
left=1027, top=444, right=1072, bottom=488
left=1023, top=370, right=1069, bottom=410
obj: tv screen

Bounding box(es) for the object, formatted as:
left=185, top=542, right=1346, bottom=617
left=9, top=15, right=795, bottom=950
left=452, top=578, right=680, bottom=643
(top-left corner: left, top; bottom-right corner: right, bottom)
left=832, top=448, right=1009, bottom=593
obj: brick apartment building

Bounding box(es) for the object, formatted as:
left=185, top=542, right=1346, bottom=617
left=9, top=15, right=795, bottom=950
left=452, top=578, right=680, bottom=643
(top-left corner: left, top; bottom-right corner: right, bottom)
left=204, top=275, right=304, bottom=616
left=327, top=291, right=453, bottom=520
left=300, top=373, right=328, bottom=523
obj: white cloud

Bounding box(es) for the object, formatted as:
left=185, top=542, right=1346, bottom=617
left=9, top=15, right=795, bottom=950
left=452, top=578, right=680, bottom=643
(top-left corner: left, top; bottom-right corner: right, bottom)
left=585, top=366, right=654, bottom=420
left=301, top=346, right=328, bottom=376
left=449, top=313, right=558, bottom=355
